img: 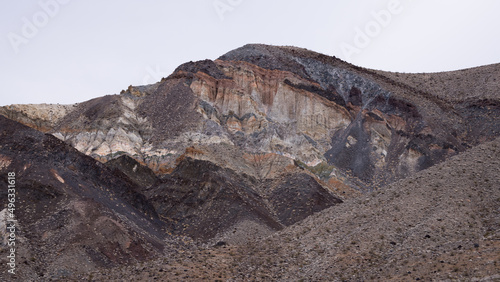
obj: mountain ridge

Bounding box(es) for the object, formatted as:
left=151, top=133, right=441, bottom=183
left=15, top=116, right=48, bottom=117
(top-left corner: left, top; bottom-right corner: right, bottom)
left=2, top=44, right=499, bottom=191
left=0, top=44, right=499, bottom=280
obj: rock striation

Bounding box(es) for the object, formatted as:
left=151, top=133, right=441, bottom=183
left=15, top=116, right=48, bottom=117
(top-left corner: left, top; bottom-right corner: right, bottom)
left=4, top=44, right=498, bottom=191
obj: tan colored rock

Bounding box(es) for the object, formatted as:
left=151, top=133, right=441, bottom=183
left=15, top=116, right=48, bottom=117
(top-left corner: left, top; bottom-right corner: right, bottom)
left=0, top=103, right=78, bottom=131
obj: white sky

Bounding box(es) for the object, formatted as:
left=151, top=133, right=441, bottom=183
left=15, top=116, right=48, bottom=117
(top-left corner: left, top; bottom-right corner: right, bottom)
left=1, top=0, right=499, bottom=106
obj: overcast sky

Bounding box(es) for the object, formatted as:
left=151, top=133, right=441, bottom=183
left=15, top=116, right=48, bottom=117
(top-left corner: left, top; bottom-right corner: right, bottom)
left=1, top=0, right=499, bottom=106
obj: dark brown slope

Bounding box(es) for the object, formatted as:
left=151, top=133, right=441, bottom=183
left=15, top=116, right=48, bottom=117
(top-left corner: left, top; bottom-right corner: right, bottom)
left=375, top=64, right=500, bottom=145
left=106, top=155, right=158, bottom=188
left=147, top=157, right=283, bottom=241
left=0, top=116, right=166, bottom=281
left=144, top=157, right=342, bottom=242
left=136, top=79, right=204, bottom=144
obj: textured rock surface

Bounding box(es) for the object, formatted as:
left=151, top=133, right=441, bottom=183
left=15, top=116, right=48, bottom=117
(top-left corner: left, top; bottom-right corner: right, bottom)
left=105, top=155, right=158, bottom=188
left=0, top=103, right=78, bottom=132
left=0, top=113, right=342, bottom=279
left=144, top=156, right=341, bottom=242
left=3, top=44, right=498, bottom=193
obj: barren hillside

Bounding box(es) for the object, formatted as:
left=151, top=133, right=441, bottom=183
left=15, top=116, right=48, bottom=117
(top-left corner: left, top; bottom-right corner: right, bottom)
left=90, top=136, right=500, bottom=281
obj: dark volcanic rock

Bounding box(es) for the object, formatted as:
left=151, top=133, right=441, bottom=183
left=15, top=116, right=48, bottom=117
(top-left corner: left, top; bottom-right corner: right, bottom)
left=173, top=59, right=231, bottom=80
left=284, top=78, right=346, bottom=107
left=55, top=95, right=124, bottom=131
left=137, top=79, right=203, bottom=143
left=219, top=44, right=313, bottom=79
left=456, top=98, right=500, bottom=144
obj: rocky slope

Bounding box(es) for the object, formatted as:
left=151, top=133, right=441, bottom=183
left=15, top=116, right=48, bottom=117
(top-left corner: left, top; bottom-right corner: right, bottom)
left=230, top=136, right=500, bottom=281
left=89, top=136, right=500, bottom=281
left=0, top=115, right=166, bottom=281
left=0, top=103, right=78, bottom=132
left=0, top=104, right=342, bottom=280
left=0, top=88, right=342, bottom=281
left=146, top=156, right=341, bottom=242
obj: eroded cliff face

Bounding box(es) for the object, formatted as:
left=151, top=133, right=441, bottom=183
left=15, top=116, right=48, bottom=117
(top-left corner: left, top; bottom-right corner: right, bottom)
left=186, top=60, right=351, bottom=165
left=2, top=44, right=499, bottom=192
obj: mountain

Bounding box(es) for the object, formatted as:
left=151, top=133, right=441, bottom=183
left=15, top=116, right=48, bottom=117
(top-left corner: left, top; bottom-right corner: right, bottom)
left=2, top=45, right=499, bottom=192
left=1, top=44, right=499, bottom=280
